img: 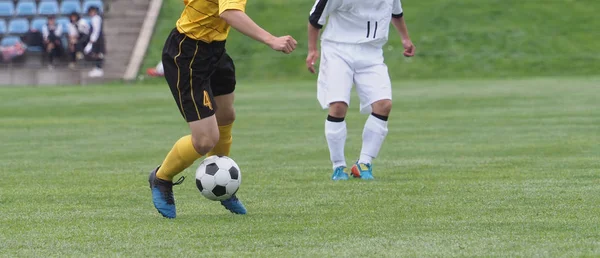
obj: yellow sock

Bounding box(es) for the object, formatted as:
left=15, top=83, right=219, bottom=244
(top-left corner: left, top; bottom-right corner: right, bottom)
left=206, top=123, right=233, bottom=157
left=156, top=135, right=203, bottom=181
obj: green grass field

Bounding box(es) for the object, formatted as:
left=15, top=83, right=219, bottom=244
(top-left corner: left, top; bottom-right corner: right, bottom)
left=1, top=78, right=599, bottom=256
left=142, top=0, right=600, bottom=81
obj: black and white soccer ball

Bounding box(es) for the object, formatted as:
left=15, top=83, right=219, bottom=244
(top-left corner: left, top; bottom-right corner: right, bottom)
left=195, top=155, right=241, bottom=201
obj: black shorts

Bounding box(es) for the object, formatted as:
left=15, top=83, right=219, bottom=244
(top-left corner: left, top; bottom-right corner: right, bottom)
left=92, top=37, right=105, bottom=55
left=162, top=28, right=236, bottom=122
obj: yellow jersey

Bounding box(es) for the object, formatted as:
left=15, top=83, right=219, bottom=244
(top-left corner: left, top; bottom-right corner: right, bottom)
left=177, top=0, right=246, bottom=42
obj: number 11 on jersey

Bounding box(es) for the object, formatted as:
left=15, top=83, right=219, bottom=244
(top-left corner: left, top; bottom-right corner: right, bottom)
left=366, top=21, right=378, bottom=39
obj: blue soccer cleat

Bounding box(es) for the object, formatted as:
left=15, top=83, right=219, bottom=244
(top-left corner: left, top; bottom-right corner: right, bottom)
left=351, top=162, right=374, bottom=180
left=331, top=166, right=349, bottom=181
left=149, top=167, right=185, bottom=219
left=220, top=194, right=247, bottom=215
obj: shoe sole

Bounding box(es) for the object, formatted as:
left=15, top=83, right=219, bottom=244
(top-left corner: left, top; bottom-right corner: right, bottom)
left=361, top=175, right=374, bottom=180
left=350, top=165, right=361, bottom=178
left=351, top=165, right=375, bottom=180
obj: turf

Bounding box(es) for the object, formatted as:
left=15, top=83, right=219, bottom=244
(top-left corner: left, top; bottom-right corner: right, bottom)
left=1, top=77, right=599, bottom=256
left=141, top=0, right=600, bottom=81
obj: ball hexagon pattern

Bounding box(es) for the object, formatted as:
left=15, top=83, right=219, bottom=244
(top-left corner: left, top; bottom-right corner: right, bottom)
left=195, top=155, right=242, bottom=201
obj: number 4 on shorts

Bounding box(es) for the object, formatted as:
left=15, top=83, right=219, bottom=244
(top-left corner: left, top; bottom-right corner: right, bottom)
left=203, top=90, right=213, bottom=110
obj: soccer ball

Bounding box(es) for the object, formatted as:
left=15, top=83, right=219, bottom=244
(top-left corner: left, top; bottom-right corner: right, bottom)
left=195, top=155, right=241, bottom=201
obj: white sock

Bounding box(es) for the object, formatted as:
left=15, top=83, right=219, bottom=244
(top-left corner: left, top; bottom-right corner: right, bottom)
left=358, top=114, right=389, bottom=164
left=325, top=119, right=347, bottom=169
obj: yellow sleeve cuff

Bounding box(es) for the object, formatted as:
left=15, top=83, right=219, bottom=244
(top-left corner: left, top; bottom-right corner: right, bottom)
left=219, top=0, right=246, bottom=15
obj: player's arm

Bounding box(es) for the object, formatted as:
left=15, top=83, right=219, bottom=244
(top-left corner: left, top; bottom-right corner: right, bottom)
left=306, top=0, right=336, bottom=73
left=89, top=16, right=101, bottom=44
left=220, top=10, right=297, bottom=54
left=41, top=26, right=49, bottom=43
left=391, top=0, right=415, bottom=57
left=306, top=23, right=320, bottom=74
left=391, top=15, right=415, bottom=57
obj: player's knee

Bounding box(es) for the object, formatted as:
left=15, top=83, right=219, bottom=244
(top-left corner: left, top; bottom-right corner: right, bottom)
left=217, top=108, right=235, bottom=126
left=191, top=133, right=219, bottom=155
left=372, top=99, right=392, bottom=116
left=328, top=102, right=348, bottom=118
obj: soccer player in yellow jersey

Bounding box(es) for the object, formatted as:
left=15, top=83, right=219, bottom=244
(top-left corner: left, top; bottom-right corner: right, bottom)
left=149, top=0, right=297, bottom=218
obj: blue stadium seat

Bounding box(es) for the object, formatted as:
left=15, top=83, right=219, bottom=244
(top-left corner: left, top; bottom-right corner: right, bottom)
left=0, top=2, right=15, bottom=17
left=83, top=0, right=104, bottom=14
left=8, top=18, right=29, bottom=35
left=56, top=16, right=70, bottom=35
left=38, top=0, right=59, bottom=16
left=30, top=17, right=48, bottom=32
left=0, top=20, right=6, bottom=36
left=61, top=0, right=82, bottom=15
left=16, top=0, right=37, bottom=16
left=1, top=36, right=21, bottom=47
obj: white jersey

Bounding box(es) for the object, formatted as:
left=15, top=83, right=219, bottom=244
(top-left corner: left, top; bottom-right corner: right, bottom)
left=69, top=19, right=90, bottom=37
left=89, top=15, right=103, bottom=42
left=42, top=23, right=62, bottom=41
left=309, top=0, right=403, bottom=48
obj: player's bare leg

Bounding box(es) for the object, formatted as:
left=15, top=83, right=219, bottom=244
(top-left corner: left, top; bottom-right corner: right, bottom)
left=351, top=99, right=391, bottom=180
left=206, top=92, right=246, bottom=214
left=149, top=116, right=219, bottom=218
left=326, top=101, right=350, bottom=180
left=150, top=0, right=296, bottom=218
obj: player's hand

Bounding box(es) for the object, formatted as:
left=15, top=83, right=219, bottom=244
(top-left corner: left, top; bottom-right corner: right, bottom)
left=306, top=50, right=319, bottom=74
left=402, top=39, right=415, bottom=57
left=267, top=36, right=297, bottom=54
left=84, top=43, right=93, bottom=54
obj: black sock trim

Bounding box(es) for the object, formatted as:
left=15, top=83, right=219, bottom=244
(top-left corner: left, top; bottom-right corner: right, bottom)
left=327, top=115, right=345, bottom=122
left=371, top=113, right=389, bottom=121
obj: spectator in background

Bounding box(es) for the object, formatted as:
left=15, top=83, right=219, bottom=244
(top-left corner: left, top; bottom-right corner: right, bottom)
left=0, top=40, right=26, bottom=63
left=84, top=6, right=105, bottom=77
left=68, top=12, right=90, bottom=69
left=24, top=25, right=44, bottom=52
left=42, top=16, right=63, bottom=69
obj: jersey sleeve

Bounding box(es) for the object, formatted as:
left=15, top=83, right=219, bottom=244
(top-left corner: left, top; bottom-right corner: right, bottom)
left=42, top=25, right=49, bottom=40
left=90, top=16, right=102, bottom=42
left=55, top=25, right=63, bottom=37
left=309, top=0, right=340, bottom=29
left=392, top=0, right=403, bottom=18
left=218, top=0, right=247, bottom=15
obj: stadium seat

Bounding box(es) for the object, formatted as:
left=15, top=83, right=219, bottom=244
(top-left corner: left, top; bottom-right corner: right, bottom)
left=60, top=0, right=82, bottom=15
left=38, top=0, right=59, bottom=16
left=56, top=16, right=70, bottom=35
left=8, top=18, right=29, bottom=35
left=1, top=36, right=21, bottom=47
left=0, top=2, right=15, bottom=17
left=0, top=20, right=6, bottom=36
left=83, top=0, right=103, bottom=13
left=16, top=0, right=37, bottom=17
left=30, top=17, right=48, bottom=32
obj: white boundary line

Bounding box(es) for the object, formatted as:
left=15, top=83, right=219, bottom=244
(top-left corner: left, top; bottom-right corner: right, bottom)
left=123, top=0, right=163, bottom=81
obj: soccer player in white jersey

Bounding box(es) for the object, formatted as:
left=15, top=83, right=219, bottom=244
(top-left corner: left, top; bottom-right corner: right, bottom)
left=306, top=0, right=416, bottom=180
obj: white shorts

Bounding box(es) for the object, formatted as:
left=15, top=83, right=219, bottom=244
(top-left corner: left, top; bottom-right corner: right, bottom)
left=317, top=40, right=392, bottom=114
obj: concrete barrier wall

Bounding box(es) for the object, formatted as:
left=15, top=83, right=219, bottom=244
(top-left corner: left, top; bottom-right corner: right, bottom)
left=0, top=69, right=82, bottom=86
